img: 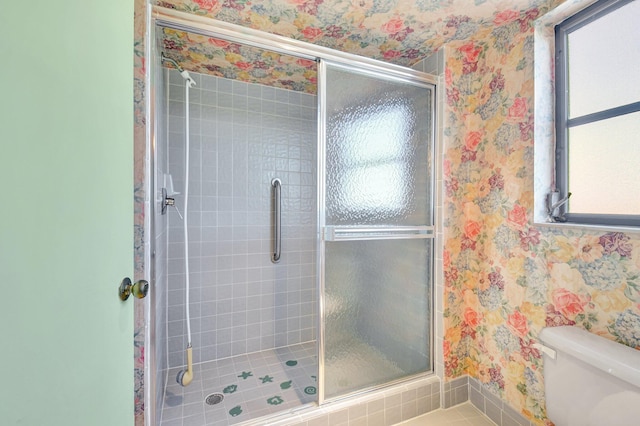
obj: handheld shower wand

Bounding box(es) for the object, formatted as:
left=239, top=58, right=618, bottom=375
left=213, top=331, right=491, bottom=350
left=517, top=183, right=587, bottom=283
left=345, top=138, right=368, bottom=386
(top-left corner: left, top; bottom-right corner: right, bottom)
left=162, top=52, right=196, bottom=387
left=176, top=345, right=193, bottom=387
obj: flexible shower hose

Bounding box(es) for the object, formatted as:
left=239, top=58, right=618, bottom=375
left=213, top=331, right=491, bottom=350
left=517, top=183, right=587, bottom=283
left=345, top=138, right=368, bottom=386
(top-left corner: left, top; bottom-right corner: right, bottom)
left=184, top=77, right=192, bottom=349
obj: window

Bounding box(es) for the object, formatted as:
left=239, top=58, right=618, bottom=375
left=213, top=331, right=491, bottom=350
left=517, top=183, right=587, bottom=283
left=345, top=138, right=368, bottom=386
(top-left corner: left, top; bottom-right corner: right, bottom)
left=553, top=0, right=640, bottom=226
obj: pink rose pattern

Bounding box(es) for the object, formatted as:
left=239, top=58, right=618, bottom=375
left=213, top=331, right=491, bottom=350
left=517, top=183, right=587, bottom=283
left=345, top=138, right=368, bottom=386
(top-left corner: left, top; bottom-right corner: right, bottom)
left=552, top=288, right=590, bottom=318
left=133, top=1, right=640, bottom=424
left=507, top=310, right=529, bottom=338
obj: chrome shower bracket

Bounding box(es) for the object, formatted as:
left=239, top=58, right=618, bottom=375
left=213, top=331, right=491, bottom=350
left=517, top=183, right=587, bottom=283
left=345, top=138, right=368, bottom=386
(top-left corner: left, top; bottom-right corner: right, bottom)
left=161, top=187, right=175, bottom=215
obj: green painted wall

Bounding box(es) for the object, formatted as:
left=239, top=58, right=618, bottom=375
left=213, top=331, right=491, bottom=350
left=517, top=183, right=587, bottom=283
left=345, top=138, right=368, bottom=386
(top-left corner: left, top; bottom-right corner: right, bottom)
left=0, top=2, right=134, bottom=425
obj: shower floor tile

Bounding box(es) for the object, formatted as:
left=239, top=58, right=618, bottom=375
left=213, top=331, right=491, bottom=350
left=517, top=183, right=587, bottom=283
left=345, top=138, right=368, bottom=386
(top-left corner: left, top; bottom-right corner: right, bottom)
left=160, top=342, right=317, bottom=426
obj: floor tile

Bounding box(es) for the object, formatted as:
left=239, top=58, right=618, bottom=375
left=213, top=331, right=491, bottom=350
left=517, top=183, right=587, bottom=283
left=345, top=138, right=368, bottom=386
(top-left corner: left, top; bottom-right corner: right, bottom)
left=396, top=403, right=496, bottom=426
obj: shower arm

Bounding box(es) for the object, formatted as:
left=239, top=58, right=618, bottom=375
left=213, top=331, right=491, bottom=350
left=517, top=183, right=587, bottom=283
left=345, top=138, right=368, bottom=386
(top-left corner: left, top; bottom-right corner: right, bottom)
left=161, top=53, right=196, bottom=88
left=160, top=52, right=184, bottom=72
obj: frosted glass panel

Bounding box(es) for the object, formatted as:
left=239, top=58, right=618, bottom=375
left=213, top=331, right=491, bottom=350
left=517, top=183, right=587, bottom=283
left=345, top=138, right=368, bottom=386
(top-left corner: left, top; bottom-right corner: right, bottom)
left=568, top=111, right=640, bottom=214
left=568, top=0, right=640, bottom=118
left=322, top=64, right=433, bottom=400
left=324, top=239, right=431, bottom=399
left=325, top=66, right=432, bottom=226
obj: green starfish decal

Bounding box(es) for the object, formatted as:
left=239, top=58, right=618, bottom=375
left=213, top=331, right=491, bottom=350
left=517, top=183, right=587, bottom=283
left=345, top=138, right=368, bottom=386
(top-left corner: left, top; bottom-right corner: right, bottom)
left=237, top=371, right=253, bottom=380
left=267, top=396, right=284, bottom=405
left=259, top=375, right=273, bottom=383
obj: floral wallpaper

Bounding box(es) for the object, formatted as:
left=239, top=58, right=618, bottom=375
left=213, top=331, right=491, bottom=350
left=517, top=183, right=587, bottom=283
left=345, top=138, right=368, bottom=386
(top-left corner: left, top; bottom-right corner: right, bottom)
left=162, top=28, right=318, bottom=93
left=156, top=1, right=563, bottom=93
left=133, top=0, right=640, bottom=425
left=442, top=2, right=640, bottom=423
left=133, top=0, right=146, bottom=423
left=156, top=0, right=561, bottom=67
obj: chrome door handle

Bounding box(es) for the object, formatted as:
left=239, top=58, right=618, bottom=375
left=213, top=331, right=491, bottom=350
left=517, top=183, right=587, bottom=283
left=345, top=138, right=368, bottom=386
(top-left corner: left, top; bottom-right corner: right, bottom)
left=119, top=277, right=149, bottom=301
left=271, top=178, right=281, bottom=263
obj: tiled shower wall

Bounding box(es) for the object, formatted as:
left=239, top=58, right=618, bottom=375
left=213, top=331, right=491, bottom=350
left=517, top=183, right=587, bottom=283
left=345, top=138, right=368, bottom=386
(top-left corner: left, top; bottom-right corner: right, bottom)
left=163, top=69, right=317, bottom=368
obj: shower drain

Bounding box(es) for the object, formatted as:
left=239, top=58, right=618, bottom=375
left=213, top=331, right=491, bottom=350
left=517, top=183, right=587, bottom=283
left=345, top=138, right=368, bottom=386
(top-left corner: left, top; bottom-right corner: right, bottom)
left=205, top=393, right=224, bottom=406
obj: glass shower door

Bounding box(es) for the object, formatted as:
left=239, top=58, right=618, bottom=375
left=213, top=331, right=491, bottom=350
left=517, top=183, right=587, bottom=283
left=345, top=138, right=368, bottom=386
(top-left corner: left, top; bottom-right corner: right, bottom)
left=319, top=61, right=434, bottom=401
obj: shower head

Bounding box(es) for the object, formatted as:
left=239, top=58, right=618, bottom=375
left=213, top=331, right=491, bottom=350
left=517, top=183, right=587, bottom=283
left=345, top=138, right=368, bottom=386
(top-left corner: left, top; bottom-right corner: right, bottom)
left=161, top=53, right=196, bottom=88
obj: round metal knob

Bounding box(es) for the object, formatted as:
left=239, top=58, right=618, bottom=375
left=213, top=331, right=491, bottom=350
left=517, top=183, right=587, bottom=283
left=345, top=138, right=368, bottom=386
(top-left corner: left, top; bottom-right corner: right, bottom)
left=119, top=278, right=149, bottom=301
left=132, top=279, right=149, bottom=299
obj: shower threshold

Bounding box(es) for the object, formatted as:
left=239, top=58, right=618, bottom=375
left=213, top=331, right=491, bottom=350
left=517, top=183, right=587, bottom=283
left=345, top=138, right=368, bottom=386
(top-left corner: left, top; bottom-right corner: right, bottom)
left=160, top=342, right=317, bottom=426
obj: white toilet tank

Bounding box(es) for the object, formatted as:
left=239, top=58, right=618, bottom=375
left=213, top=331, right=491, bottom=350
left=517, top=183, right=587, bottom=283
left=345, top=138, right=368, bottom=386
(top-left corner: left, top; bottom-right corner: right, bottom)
left=539, top=326, right=640, bottom=426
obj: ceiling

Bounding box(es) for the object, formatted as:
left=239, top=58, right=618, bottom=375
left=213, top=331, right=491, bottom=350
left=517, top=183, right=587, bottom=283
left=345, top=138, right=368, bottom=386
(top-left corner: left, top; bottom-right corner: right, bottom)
left=158, top=0, right=564, bottom=91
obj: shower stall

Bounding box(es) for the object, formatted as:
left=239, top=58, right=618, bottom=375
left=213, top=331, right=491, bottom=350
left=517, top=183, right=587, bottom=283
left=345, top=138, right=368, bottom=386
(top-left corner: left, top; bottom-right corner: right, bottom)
left=148, top=8, right=436, bottom=426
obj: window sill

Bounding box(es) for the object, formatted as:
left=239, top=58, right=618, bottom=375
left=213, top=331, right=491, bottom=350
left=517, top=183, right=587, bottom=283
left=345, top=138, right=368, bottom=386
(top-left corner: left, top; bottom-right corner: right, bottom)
left=533, top=220, right=640, bottom=235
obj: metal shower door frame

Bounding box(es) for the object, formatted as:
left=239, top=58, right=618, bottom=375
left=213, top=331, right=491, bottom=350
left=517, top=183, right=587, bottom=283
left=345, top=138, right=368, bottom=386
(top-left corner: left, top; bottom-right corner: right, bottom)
left=316, top=58, right=436, bottom=405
